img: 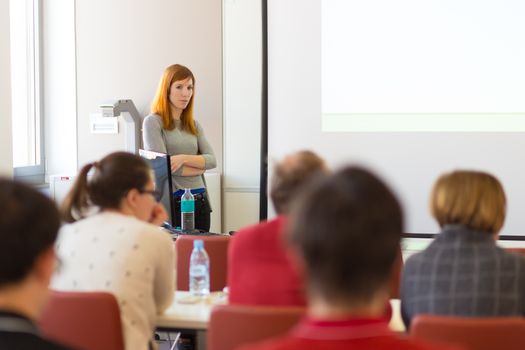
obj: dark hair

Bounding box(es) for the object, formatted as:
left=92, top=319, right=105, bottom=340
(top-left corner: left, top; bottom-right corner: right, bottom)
left=289, top=166, right=403, bottom=303
left=0, top=178, right=61, bottom=287
left=61, top=152, right=152, bottom=222
left=270, top=150, right=326, bottom=214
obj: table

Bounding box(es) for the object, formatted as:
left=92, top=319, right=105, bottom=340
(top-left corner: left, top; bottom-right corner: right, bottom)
left=156, top=293, right=406, bottom=349
left=158, top=292, right=405, bottom=331
left=157, top=291, right=227, bottom=330
left=156, top=291, right=227, bottom=350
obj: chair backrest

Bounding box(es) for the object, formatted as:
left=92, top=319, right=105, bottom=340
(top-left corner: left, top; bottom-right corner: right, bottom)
left=175, top=235, right=231, bottom=291
left=507, top=247, right=525, bottom=256
left=410, top=315, right=525, bottom=350
left=207, top=304, right=305, bottom=350
left=40, top=291, right=125, bottom=350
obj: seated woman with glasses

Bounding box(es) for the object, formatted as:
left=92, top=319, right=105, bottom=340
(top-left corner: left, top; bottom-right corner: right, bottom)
left=52, top=151, right=175, bottom=350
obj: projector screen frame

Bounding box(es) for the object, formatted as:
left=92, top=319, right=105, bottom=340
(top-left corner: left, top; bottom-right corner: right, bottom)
left=260, top=0, right=525, bottom=237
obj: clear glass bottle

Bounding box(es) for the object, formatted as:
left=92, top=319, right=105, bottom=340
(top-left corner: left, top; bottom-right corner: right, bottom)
left=189, top=239, right=210, bottom=297
left=181, top=188, right=195, bottom=232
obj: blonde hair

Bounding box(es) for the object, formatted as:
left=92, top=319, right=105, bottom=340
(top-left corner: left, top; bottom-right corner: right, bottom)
left=151, top=64, right=197, bottom=135
left=430, top=170, right=506, bottom=234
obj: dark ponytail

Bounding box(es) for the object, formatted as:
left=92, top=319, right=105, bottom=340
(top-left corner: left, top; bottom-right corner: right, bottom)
left=61, top=152, right=152, bottom=223
left=61, top=162, right=96, bottom=223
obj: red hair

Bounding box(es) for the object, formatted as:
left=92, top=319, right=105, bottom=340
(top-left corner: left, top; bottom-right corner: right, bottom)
left=151, top=64, right=197, bottom=135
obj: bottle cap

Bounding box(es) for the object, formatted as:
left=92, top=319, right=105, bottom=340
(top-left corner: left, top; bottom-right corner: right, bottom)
left=193, top=239, right=204, bottom=249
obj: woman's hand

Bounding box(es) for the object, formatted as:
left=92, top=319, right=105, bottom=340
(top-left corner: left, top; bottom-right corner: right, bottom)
left=149, top=203, right=168, bottom=226
left=170, top=155, right=186, bottom=173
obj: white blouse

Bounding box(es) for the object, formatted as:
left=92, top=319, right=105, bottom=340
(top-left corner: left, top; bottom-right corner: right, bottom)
left=52, top=212, right=175, bottom=350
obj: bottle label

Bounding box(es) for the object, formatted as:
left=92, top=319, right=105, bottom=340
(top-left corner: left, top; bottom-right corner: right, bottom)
left=182, top=213, right=194, bottom=231
left=190, top=265, right=207, bottom=276
left=181, top=199, right=195, bottom=213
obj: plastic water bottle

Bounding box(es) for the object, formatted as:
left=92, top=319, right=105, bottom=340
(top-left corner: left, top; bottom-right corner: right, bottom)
left=181, top=188, right=195, bottom=232
left=189, top=240, right=210, bottom=297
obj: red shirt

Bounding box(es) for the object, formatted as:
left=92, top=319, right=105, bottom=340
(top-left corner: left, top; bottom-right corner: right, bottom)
left=238, top=318, right=464, bottom=350
left=228, top=216, right=306, bottom=306
left=227, top=216, right=392, bottom=319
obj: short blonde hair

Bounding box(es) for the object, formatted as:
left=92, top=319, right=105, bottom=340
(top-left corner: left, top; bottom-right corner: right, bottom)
left=430, top=170, right=506, bottom=234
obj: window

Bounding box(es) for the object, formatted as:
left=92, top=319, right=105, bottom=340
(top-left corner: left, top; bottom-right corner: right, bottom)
left=10, top=0, right=44, bottom=182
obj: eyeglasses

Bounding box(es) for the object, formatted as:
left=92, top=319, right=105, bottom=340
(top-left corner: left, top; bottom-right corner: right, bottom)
left=139, top=189, right=162, bottom=201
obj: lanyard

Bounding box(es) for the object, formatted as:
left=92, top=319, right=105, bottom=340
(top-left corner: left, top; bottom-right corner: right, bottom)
left=0, top=316, right=39, bottom=336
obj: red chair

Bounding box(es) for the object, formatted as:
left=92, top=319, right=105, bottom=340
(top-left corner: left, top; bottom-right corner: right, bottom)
left=40, top=291, right=124, bottom=350
left=410, top=314, right=525, bottom=350
left=507, top=247, right=525, bottom=256
left=207, top=304, right=305, bottom=350
left=175, top=235, right=231, bottom=291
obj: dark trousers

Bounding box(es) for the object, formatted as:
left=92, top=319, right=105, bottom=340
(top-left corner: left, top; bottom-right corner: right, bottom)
left=174, top=191, right=211, bottom=232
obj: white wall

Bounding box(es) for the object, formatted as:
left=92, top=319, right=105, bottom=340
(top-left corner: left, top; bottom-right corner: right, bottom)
left=43, top=0, right=77, bottom=178
left=75, top=0, right=223, bottom=172
left=0, top=0, right=13, bottom=177
left=4, top=1, right=237, bottom=234
left=5, top=0, right=257, bottom=232
left=222, top=0, right=262, bottom=232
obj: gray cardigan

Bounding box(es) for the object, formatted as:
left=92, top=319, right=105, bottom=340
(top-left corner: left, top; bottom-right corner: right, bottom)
left=401, top=224, right=525, bottom=329
left=142, top=114, right=216, bottom=191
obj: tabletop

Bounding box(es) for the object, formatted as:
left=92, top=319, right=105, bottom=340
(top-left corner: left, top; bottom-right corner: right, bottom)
left=156, top=291, right=227, bottom=330
left=157, top=291, right=406, bottom=333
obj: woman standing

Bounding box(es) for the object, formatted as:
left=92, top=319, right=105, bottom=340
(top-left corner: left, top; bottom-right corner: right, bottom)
left=53, top=152, right=175, bottom=350
left=143, top=64, right=216, bottom=232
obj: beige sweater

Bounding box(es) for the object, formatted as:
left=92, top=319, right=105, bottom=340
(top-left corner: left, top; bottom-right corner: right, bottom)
left=52, top=212, right=175, bottom=350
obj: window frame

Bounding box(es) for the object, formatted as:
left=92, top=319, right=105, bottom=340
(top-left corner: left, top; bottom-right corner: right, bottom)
left=11, top=0, right=45, bottom=183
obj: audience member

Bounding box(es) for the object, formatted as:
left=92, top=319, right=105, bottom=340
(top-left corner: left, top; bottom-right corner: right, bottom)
left=52, top=152, right=175, bottom=350
left=239, top=167, right=460, bottom=350
left=0, top=179, right=73, bottom=350
left=401, top=170, right=525, bottom=328
left=228, top=150, right=327, bottom=306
